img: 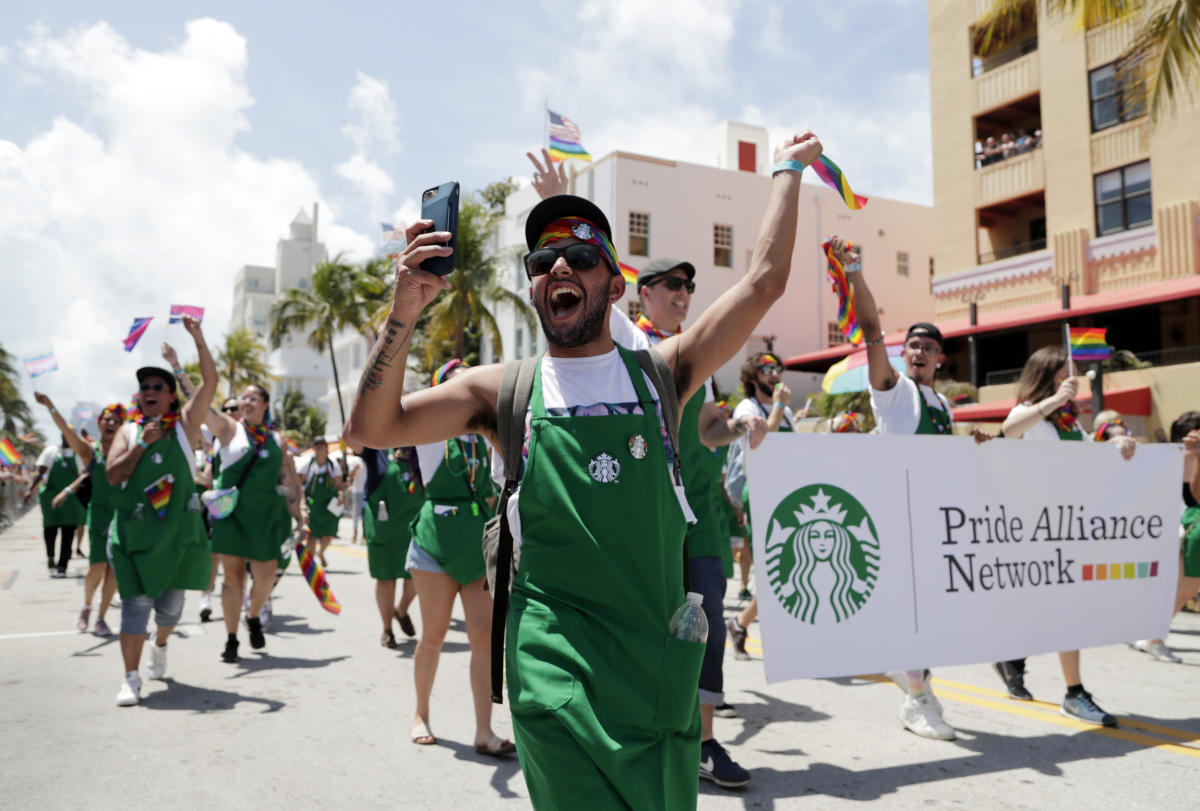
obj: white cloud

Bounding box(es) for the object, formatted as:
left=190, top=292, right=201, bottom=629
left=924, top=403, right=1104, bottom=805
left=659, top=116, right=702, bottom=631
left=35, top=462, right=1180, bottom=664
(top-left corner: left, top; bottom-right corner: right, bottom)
left=335, top=153, right=395, bottom=215
left=0, top=19, right=368, bottom=424
left=336, top=71, right=401, bottom=214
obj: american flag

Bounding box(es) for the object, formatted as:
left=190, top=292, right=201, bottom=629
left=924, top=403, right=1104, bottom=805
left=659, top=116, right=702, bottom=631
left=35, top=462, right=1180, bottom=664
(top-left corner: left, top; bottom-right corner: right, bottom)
left=548, top=109, right=591, bottom=162
left=380, top=222, right=406, bottom=258
left=169, top=304, right=205, bottom=324
left=24, top=352, right=58, bottom=378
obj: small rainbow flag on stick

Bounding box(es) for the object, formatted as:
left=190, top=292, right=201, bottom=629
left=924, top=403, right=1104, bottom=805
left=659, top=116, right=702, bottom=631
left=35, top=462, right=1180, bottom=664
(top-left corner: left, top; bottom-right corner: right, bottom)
left=0, top=438, right=20, bottom=466
left=1069, top=327, right=1111, bottom=361
left=144, top=474, right=174, bottom=519
left=298, top=541, right=342, bottom=614
left=811, top=154, right=868, bottom=210
left=822, top=238, right=863, bottom=345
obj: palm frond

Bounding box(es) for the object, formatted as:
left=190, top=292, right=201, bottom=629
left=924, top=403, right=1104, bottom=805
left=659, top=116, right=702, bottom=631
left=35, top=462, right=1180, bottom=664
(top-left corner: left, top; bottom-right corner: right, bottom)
left=1126, top=0, right=1200, bottom=120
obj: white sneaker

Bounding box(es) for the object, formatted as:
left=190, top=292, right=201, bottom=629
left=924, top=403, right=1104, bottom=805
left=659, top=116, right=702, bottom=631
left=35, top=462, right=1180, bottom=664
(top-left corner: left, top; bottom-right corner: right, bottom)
left=116, top=672, right=141, bottom=707
left=148, top=644, right=167, bottom=679
left=900, top=694, right=956, bottom=741
left=1132, top=639, right=1182, bottom=663
left=885, top=670, right=943, bottom=715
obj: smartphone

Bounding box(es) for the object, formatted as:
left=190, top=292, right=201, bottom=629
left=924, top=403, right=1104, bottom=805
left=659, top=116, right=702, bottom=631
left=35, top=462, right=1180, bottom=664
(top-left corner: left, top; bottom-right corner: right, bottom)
left=419, top=181, right=460, bottom=276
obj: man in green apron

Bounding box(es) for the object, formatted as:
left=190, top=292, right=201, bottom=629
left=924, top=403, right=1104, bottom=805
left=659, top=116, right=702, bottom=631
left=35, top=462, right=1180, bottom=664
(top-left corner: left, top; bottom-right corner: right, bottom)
left=347, top=127, right=823, bottom=809
left=25, top=428, right=85, bottom=577
left=104, top=314, right=218, bottom=706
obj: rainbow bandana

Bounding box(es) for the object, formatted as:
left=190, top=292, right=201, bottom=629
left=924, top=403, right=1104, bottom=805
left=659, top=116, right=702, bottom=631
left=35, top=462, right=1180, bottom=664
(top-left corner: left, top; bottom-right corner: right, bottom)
left=535, top=217, right=620, bottom=276
left=127, top=407, right=180, bottom=433
left=822, top=238, right=864, bottom=345
left=757, top=354, right=782, bottom=369
left=636, top=313, right=680, bottom=340
left=1094, top=418, right=1124, bottom=442
left=242, top=419, right=270, bottom=448
left=99, top=403, right=127, bottom=422
left=432, top=359, right=464, bottom=386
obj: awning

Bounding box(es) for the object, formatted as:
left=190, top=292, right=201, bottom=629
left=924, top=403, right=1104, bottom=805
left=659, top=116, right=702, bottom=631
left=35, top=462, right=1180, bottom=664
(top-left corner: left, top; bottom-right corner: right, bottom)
left=952, top=386, right=1152, bottom=422
left=784, top=274, right=1200, bottom=373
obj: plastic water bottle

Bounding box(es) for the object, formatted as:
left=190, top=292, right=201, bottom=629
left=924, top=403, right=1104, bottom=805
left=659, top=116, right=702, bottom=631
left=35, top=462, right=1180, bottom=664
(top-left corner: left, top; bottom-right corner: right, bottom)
left=377, top=500, right=389, bottom=521
left=669, top=592, right=709, bottom=643
left=132, top=503, right=144, bottom=520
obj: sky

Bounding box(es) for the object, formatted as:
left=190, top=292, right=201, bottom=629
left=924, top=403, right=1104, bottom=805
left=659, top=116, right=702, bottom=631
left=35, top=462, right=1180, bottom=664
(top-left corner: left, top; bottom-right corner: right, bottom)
left=0, top=0, right=932, bottom=436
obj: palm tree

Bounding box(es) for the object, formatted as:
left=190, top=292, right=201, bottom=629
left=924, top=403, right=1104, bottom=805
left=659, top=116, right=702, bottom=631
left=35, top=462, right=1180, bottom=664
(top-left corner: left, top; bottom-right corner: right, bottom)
left=277, top=388, right=328, bottom=445
left=977, top=0, right=1200, bottom=121
left=268, top=255, right=387, bottom=424
left=0, top=343, right=33, bottom=435
left=420, top=196, right=536, bottom=365
left=217, top=328, right=273, bottom=399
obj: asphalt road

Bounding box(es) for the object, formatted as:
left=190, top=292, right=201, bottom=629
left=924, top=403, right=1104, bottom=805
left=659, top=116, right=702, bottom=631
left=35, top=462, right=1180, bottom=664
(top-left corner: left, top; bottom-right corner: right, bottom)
left=2, top=505, right=1197, bottom=809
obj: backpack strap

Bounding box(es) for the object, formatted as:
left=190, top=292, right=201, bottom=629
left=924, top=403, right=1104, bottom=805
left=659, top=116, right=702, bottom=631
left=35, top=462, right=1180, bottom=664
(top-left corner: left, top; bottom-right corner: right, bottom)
left=490, top=356, right=540, bottom=704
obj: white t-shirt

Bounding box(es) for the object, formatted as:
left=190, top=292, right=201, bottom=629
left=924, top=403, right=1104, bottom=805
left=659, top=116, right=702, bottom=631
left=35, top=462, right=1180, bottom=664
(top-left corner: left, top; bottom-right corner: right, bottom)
left=36, top=445, right=81, bottom=475
left=869, top=374, right=954, bottom=436
left=346, top=454, right=366, bottom=494
left=297, top=457, right=343, bottom=485
left=730, top=396, right=795, bottom=478
left=1006, top=403, right=1092, bottom=442
left=218, top=424, right=283, bottom=469
left=609, top=305, right=715, bottom=405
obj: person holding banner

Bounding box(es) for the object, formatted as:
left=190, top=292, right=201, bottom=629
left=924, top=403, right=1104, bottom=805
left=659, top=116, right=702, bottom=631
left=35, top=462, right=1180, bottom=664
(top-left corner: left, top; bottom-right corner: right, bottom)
left=834, top=236, right=973, bottom=741
left=296, top=437, right=348, bottom=567
left=992, top=345, right=1135, bottom=726
left=209, top=384, right=306, bottom=663
left=104, top=315, right=216, bottom=706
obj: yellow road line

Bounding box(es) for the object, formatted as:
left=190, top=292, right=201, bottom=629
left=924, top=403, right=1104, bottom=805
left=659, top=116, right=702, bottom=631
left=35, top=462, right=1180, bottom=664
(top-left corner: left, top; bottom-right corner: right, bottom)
left=329, top=544, right=367, bottom=560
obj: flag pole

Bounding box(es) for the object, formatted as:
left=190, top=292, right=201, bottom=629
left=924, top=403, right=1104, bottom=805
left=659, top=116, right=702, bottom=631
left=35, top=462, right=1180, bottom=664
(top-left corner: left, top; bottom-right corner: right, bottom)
left=1063, top=321, right=1075, bottom=377
left=544, top=99, right=550, bottom=155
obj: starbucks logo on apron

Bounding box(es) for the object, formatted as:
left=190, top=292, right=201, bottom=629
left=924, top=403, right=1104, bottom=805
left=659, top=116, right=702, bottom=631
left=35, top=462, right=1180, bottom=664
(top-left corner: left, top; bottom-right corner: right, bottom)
left=588, top=453, right=621, bottom=483
left=764, top=484, right=880, bottom=625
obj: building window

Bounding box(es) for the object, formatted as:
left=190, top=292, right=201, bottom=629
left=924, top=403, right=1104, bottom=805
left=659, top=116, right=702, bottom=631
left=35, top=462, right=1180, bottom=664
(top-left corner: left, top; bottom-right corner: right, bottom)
left=737, top=141, right=756, bottom=173
left=929, top=256, right=935, bottom=277
left=1095, top=160, right=1151, bottom=236
left=248, top=277, right=259, bottom=290
left=827, top=321, right=849, bottom=346
left=626, top=299, right=642, bottom=322
left=629, top=212, right=649, bottom=256
left=1089, top=62, right=1145, bottom=132
left=714, top=224, right=733, bottom=267
left=896, top=251, right=909, bottom=277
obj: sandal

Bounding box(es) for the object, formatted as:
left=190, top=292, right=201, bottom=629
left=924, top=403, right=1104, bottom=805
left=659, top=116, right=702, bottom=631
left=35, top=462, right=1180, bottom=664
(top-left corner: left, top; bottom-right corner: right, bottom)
left=394, top=608, right=416, bottom=638
left=411, top=722, right=436, bottom=746
left=474, top=735, right=516, bottom=757
left=381, top=630, right=397, bottom=649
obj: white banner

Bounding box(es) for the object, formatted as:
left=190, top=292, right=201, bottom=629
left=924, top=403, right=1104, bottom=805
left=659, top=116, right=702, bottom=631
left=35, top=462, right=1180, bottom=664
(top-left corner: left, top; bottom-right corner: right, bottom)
left=745, top=434, right=1182, bottom=682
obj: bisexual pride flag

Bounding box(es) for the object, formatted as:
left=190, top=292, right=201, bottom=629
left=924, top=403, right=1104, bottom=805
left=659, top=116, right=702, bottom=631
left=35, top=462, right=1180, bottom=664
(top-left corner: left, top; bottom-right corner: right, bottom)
left=169, top=304, right=204, bottom=324
left=1069, top=327, right=1111, bottom=361
left=548, top=109, right=591, bottom=162
left=144, top=474, right=174, bottom=519
left=123, top=317, right=153, bottom=352
left=24, top=352, right=58, bottom=378
left=0, top=437, right=20, bottom=466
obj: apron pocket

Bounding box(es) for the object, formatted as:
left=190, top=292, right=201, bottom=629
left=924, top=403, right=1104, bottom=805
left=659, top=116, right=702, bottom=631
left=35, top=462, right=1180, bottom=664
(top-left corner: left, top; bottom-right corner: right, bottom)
left=507, top=605, right=576, bottom=714
left=117, top=511, right=160, bottom=553
left=653, top=636, right=704, bottom=733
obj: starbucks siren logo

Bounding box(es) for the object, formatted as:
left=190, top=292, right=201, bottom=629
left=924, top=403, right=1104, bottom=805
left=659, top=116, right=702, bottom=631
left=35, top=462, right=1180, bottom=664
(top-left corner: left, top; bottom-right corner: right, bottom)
left=764, top=484, right=880, bottom=624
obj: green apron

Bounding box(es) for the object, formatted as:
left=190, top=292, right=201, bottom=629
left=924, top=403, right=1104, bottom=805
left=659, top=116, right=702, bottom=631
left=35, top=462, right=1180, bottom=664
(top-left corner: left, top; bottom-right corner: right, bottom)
left=305, top=460, right=342, bottom=538
left=111, top=423, right=210, bottom=599
left=915, top=385, right=952, bottom=435
left=39, top=448, right=85, bottom=527
left=507, top=347, right=702, bottom=811
left=210, top=426, right=286, bottom=562
left=87, top=441, right=119, bottom=564
left=714, top=445, right=736, bottom=578
left=410, top=436, right=490, bottom=585
left=1053, top=420, right=1084, bottom=441
left=679, top=387, right=725, bottom=563
left=365, top=449, right=424, bottom=581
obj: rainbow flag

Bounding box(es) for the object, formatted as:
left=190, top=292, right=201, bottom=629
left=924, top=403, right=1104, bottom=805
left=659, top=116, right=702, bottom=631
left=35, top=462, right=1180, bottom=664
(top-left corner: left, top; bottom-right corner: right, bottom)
left=1069, top=327, right=1111, bottom=361
left=284, top=436, right=300, bottom=454
left=298, top=541, right=342, bottom=614
left=144, top=474, right=174, bottom=519
left=822, top=238, right=863, bottom=345
left=123, top=317, right=153, bottom=352
left=811, top=155, right=868, bottom=210
left=169, top=304, right=204, bottom=324
left=0, top=438, right=19, bottom=466
left=547, top=109, right=591, bottom=162
left=618, top=262, right=639, bottom=286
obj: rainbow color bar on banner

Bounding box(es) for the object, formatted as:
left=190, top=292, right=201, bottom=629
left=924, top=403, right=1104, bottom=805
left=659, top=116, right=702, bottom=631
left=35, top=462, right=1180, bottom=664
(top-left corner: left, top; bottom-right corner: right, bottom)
left=811, top=155, right=868, bottom=210
left=299, top=542, right=342, bottom=614
left=143, top=474, right=174, bottom=519
left=0, top=437, right=19, bottom=466
left=124, top=317, right=153, bottom=352
left=1082, top=561, right=1158, bottom=580
left=1069, top=327, right=1111, bottom=361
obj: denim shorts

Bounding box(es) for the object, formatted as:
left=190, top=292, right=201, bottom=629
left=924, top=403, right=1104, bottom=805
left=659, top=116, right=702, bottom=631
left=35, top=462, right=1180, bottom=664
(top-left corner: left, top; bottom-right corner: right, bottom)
left=687, top=555, right=728, bottom=706
left=120, top=589, right=186, bottom=636
left=404, top=540, right=446, bottom=576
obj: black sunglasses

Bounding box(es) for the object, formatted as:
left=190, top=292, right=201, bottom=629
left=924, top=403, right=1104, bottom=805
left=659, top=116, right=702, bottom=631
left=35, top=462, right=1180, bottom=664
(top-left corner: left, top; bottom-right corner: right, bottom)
left=221, top=406, right=239, bottom=413
left=648, top=276, right=695, bottom=294
left=140, top=382, right=167, bottom=393
left=524, top=244, right=602, bottom=278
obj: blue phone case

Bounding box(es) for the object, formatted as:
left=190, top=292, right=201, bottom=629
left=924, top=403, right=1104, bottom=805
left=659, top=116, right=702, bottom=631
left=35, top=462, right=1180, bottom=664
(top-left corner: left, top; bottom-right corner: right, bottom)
left=419, top=181, right=460, bottom=276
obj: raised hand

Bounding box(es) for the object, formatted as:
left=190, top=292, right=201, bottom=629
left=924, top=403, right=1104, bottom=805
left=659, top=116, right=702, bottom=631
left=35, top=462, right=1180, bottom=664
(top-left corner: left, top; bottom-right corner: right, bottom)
left=773, top=129, right=822, bottom=168
left=527, top=148, right=568, bottom=199
left=180, top=314, right=203, bottom=340
left=1054, top=376, right=1079, bottom=406
left=829, top=235, right=860, bottom=268
left=392, top=219, right=453, bottom=317
left=772, top=382, right=793, bottom=408
left=34, top=391, right=53, bottom=409
left=162, top=342, right=180, bottom=368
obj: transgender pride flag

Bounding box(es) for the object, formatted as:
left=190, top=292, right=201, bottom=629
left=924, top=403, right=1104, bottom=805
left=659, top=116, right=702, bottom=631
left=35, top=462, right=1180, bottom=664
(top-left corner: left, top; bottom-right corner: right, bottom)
left=24, top=352, right=58, bottom=378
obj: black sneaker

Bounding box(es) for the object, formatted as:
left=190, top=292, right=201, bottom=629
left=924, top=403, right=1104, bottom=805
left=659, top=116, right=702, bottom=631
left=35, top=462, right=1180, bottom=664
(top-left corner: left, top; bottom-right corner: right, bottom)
left=1061, top=690, right=1117, bottom=727
left=199, top=607, right=212, bottom=623
left=993, top=661, right=1033, bottom=701
left=714, top=703, right=738, bottom=718
left=247, top=616, right=266, bottom=650
left=699, top=739, right=751, bottom=788
left=221, top=636, right=240, bottom=663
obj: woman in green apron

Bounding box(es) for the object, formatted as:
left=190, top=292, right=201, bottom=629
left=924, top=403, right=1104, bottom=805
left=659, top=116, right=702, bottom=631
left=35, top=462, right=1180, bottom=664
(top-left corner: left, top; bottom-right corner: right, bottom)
left=75, top=405, right=125, bottom=634
left=994, top=344, right=1136, bottom=726
left=105, top=314, right=217, bottom=706
left=406, top=360, right=513, bottom=755
left=209, top=384, right=305, bottom=663
left=355, top=444, right=424, bottom=647
left=300, top=436, right=347, bottom=566
left=24, top=417, right=85, bottom=577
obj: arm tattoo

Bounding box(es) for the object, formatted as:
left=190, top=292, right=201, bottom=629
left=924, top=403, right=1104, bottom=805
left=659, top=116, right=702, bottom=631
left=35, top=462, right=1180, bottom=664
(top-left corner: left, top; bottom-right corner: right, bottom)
left=108, top=448, right=143, bottom=484
left=358, top=318, right=411, bottom=396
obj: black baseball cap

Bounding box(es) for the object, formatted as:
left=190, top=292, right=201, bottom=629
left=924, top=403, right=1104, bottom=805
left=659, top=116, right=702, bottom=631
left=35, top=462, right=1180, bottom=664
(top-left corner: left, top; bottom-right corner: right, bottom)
left=905, top=322, right=945, bottom=348
left=637, top=257, right=696, bottom=289
left=136, top=366, right=177, bottom=393
left=524, top=194, right=613, bottom=250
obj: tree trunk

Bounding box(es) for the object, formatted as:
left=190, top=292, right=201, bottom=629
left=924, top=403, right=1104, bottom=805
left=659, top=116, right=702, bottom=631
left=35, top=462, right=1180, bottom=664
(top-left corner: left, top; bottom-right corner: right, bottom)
left=327, top=335, right=347, bottom=428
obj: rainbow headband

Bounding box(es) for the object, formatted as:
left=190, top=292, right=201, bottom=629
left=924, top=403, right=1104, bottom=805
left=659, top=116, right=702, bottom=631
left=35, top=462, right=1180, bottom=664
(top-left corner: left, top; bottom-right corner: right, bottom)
left=757, top=354, right=781, bottom=368
left=535, top=217, right=620, bottom=276
left=432, top=359, right=464, bottom=386
left=1093, top=418, right=1123, bottom=442
left=99, top=403, right=127, bottom=421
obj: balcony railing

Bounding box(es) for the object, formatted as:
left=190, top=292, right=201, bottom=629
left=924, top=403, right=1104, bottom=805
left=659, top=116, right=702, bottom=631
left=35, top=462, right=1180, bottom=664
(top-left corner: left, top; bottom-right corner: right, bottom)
left=985, top=345, right=1200, bottom=386
left=974, top=49, right=1040, bottom=112
left=978, top=237, right=1047, bottom=265
left=977, top=148, right=1045, bottom=206
left=972, top=37, right=1038, bottom=78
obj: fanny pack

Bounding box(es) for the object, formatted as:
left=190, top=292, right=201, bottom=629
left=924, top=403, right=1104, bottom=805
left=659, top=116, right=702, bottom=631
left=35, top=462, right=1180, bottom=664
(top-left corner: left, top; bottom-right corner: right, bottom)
left=202, top=425, right=264, bottom=520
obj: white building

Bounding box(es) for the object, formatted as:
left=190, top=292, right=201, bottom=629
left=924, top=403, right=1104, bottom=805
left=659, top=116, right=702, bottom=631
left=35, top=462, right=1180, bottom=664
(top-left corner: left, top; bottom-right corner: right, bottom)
left=228, top=206, right=330, bottom=405
left=484, top=121, right=936, bottom=397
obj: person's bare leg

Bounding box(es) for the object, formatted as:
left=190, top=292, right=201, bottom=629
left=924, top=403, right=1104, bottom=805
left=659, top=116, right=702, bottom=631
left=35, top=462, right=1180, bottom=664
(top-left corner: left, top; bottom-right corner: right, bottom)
left=120, top=632, right=145, bottom=673
left=74, top=524, right=85, bottom=556
left=206, top=554, right=220, bottom=592
left=737, top=596, right=757, bottom=629
left=154, top=623, right=171, bottom=647
left=397, top=578, right=417, bottom=616
left=246, top=559, right=276, bottom=617
left=410, top=569, right=456, bottom=741
left=701, top=703, right=715, bottom=741
left=1058, top=650, right=1081, bottom=686
left=221, top=555, right=248, bottom=635
left=739, top=545, right=752, bottom=592
left=317, top=536, right=332, bottom=566
left=97, top=564, right=117, bottom=622
left=460, top=577, right=500, bottom=746
left=376, top=578, right=397, bottom=632
left=83, top=562, right=104, bottom=607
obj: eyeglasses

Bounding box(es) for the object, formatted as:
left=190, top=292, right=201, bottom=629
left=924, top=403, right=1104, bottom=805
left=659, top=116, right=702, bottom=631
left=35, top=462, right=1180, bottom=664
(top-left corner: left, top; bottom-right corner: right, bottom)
left=758, top=364, right=782, bottom=376
left=221, top=406, right=239, bottom=414
left=905, top=342, right=942, bottom=356
left=647, top=276, right=695, bottom=294
left=524, top=244, right=602, bottom=278
left=140, top=382, right=167, bottom=393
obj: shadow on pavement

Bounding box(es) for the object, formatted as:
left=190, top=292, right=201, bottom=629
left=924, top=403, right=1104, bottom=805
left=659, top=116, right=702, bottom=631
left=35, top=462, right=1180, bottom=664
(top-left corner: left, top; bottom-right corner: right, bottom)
left=440, top=738, right=525, bottom=800
left=225, top=653, right=350, bottom=677
left=140, top=677, right=284, bottom=713
left=266, top=613, right=335, bottom=636
left=69, top=636, right=119, bottom=657
left=724, top=689, right=833, bottom=750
